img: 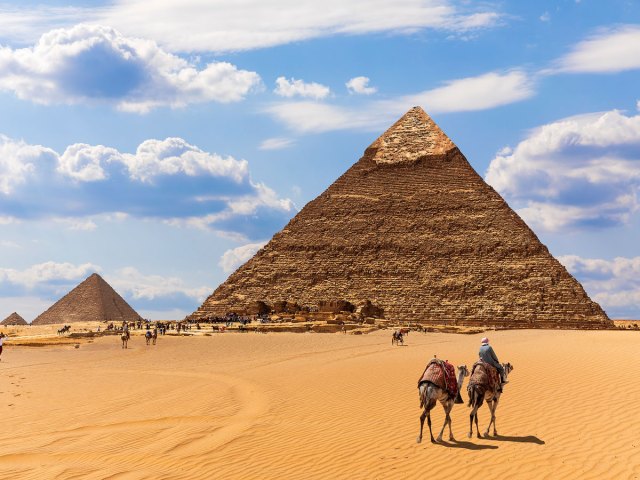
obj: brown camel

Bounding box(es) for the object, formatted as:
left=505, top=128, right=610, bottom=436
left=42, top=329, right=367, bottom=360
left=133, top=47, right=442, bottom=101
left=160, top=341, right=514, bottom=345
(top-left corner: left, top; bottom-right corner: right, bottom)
left=121, top=331, right=129, bottom=349
left=417, top=364, right=469, bottom=443
left=467, top=362, right=513, bottom=438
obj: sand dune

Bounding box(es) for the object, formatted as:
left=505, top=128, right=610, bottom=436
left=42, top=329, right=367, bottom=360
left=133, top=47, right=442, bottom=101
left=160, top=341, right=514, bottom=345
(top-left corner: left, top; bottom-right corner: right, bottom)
left=1, top=329, right=639, bottom=479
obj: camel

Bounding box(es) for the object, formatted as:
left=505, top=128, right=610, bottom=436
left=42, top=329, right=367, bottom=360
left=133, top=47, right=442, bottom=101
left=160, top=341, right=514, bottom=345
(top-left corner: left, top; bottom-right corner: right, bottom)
left=417, top=364, right=469, bottom=443
left=145, top=330, right=152, bottom=345
left=152, top=328, right=158, bottom=345
left=121, top=331, right=129, bottom=349
left=392, top=331, right=404, bottom=346
left=467, top=362, right=513, bottom=438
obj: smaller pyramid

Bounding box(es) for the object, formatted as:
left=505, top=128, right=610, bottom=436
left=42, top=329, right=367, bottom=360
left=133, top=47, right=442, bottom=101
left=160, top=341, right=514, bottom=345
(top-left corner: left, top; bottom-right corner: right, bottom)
left=1, top=312, right=28, bottom=326
left=32, top=273, right=141, bottom=325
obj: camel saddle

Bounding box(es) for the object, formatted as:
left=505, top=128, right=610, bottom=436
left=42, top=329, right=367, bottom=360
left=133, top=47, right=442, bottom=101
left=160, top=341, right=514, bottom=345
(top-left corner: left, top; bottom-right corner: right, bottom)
left=470, top=361, right=500, bottom=392
left=417, top=359, right=458, bottom=400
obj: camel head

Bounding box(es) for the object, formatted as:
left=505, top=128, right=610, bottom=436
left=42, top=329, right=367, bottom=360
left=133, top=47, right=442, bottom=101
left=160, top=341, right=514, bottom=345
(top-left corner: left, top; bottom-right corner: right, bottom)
left=457, top=365, right=469, bottom=378
left=502, top=362, right=514, bottom=379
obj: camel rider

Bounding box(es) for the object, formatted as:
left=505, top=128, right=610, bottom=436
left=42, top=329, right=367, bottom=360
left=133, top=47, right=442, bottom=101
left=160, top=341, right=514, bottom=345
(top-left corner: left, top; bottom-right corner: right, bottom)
left=479, top=337, right=508, bottom=385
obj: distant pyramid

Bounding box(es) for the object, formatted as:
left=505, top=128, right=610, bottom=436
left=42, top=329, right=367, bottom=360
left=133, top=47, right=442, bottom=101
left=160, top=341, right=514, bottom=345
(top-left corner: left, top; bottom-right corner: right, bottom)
left=1, top=312, right=28, bottom=326
left=192, top=107, right=611, bottom=329
left=32, top=273, right=141, bottom=325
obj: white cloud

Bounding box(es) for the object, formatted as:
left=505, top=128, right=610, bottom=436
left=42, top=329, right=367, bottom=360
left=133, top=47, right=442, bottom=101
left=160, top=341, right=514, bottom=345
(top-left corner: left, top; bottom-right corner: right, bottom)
left=119, top=138, right=249, bottom=183
left=0, top=134, right=293, bottom=239
left=107, top=267, right=211, bottom=301
left=486, top=109, right=640, bottom=231
left=0, top=216, right=19, bottom=225
left=259, top=137, right=295, bottom=150
left=274, top=77, right=331, bottom=100
left=90, top=1, right=503, bottom=53
left=558, top=255, right=640, bottom=317
left=400, top=70, right=534, bottom=113
left=264, top=101, right=385, bottom=134
left=0, top=24, right=261, bottom=112
left=555, top=25, right=640, bottom=73
left=0, top=261, right=99, bottom=288
left=57, top=144, right=119, bottom=182
left=0, top=6, right=89, bottom=44
left=53, top=218, right=98, bottom=231
left=0, top=135, right=56, bottom=194
left=346, top=76, right=377, bottom=95
left=219, top=241, right=267, bottom=273
left=227, top=181, right=296, bottom=215
left=266, top=70, right=534, bottom=133
left=539, top=12, right=550, bottom=22
left=1, top=135, right=249, bottom=186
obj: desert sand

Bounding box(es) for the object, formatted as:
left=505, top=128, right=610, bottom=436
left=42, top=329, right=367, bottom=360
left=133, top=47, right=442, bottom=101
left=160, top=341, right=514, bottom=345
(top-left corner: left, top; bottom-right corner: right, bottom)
left=1, top=327, right=639, bottom=479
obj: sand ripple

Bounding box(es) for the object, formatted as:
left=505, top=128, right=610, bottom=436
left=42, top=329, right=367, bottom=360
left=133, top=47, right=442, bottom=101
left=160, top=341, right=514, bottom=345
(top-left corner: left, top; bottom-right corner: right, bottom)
left=1, top=330, right=639, bottom=479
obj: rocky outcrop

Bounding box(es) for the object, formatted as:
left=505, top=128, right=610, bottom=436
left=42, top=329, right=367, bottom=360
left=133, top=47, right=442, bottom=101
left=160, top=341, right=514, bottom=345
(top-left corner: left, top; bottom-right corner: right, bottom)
left=32, top=273, right=141, bottom=325
left=1, top=312, right=28, bottom=325
left=192, top=107, right=612, bottom=329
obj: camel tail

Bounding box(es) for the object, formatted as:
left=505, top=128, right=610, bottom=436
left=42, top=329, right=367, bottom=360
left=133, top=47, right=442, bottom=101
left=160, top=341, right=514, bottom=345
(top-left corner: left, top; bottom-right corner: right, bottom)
left=418, top=383, right=427, bottom=409
left=467, top=385, right=484, bottom=408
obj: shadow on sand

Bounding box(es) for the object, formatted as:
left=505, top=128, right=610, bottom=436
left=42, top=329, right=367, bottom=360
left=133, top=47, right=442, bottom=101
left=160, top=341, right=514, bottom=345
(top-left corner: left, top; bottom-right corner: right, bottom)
left=435, top=440, right=498, bottom=450
left=484, top=434, right=545, bottom=445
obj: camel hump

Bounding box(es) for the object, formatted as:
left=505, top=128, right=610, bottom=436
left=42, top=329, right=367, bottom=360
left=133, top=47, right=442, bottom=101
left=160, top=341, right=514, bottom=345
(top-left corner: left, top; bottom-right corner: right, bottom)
left=470, top=361, right=500, bottom=391
left=418, top=360, right=458, bottom=398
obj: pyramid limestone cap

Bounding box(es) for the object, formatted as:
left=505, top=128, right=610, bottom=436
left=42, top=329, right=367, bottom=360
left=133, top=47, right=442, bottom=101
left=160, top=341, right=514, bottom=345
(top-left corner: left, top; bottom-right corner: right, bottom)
left=368, top=106, right=456, bottom=165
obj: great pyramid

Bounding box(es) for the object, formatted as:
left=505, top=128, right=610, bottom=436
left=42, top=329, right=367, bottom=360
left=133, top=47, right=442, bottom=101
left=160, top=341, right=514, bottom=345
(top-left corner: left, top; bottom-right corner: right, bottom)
left=1, top=312, right=28, bottom=325
left=32, top=273, right=141, bottom=325
left=192, top=107, right=611, bottom=329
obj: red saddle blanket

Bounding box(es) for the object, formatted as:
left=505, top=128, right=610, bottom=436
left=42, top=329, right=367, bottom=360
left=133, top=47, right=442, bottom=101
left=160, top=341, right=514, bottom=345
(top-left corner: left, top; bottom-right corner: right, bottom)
left=470, top=361, right=500, bottom=391
left=418, top=359, right=458, bottom=399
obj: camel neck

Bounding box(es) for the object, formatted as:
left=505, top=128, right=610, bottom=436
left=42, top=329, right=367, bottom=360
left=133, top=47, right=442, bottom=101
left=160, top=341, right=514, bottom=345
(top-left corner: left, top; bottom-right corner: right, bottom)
left=456, top=369, right=466, bottom=390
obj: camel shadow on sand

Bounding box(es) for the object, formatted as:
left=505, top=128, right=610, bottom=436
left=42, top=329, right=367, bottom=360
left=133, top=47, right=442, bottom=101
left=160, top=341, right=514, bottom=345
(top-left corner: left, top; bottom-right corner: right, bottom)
left=484, top=434, right=545, bottom=445
left=435, top=440, right=498, bottom=450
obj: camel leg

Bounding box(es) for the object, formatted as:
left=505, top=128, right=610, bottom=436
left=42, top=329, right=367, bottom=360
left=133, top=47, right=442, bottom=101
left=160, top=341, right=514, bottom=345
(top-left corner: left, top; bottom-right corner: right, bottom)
left=427, top=407, right=435, bottom=443
left=492, top=397, right=499, bottom=436
left=468, top=407, right=477, bottom=438
left=447, top=401, right=455, bottom=441
left=437, top=401, right=454, bottom=442
left=484, top=399, right=493, bottom=437
left=417, top=408, right=427, bottom=443
left=425, top=399, right=436, bottom=443
left=485, top=397, right=499, bottom=436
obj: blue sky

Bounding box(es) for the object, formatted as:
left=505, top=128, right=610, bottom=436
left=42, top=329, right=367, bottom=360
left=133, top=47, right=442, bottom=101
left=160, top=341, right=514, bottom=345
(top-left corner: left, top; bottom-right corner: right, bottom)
left=1, top=0, right=639, bottom=321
